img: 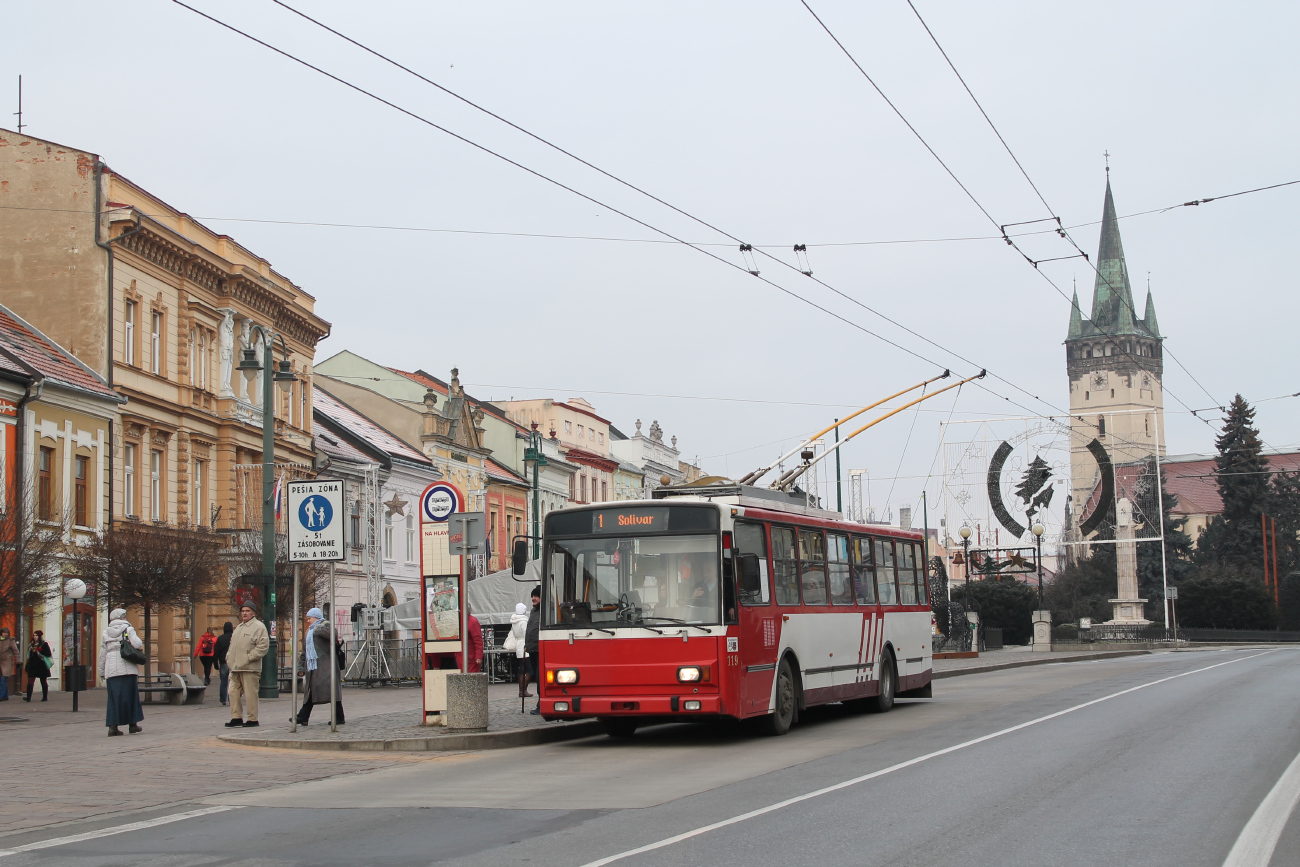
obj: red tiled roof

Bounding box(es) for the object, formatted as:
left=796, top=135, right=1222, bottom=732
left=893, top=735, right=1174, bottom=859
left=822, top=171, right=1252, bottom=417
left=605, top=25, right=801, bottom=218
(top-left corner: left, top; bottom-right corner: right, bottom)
left=564, top=447, right=619, bottom=472
left=1083, top=451, right=1300, bottom=518
left=556, top=401, right=610, bottom=425
left=0, top=304, right=119, bottom=400
left=485, top=457, right=528, bottom=486
left=313, top=386, right=430, bottom=466
left=391, top=368, right=529, bottom=433
left=391, top=368, right=449, bottom=397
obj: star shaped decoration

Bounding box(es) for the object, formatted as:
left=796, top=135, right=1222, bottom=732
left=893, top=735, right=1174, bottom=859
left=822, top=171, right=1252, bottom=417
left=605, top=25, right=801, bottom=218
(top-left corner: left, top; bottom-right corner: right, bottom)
left=1006, top=551, right=1028, bottom=570
left=383, top=493, right=409, bottom=517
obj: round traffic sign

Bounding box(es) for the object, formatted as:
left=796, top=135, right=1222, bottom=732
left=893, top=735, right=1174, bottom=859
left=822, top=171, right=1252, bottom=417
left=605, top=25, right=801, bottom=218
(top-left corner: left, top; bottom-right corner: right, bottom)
left=298, top=494, right=334, bottom=531
left=421, top=482, right=462, bottom=523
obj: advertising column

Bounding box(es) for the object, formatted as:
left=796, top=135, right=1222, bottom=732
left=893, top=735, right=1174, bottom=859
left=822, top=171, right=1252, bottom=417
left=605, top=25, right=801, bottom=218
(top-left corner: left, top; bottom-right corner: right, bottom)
left=419, top=481, right=463, bottom=723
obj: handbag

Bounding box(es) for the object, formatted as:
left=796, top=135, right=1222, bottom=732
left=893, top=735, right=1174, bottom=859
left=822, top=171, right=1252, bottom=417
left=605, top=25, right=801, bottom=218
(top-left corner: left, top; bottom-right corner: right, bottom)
left=502, top=630, right=518, bottom=653
left=40, top=653, right=54, bottom=674
left=119, top=628, right=147, bottom=666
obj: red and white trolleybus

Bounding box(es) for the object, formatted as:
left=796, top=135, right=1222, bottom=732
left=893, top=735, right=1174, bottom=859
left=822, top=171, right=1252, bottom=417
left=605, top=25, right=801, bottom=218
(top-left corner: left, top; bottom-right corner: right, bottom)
left=525, top=483, right=933, bottom=736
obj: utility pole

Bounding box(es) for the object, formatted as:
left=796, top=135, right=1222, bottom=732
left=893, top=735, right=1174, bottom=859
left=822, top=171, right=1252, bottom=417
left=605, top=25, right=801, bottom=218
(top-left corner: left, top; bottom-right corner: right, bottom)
left=14, top=75, right=25, bottom=134
left=834, top=420, right=842, bottom=513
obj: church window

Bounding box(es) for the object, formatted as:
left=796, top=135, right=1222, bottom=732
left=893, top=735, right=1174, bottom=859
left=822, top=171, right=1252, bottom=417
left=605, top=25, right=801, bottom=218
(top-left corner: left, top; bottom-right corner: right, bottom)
left=1145, top=416, right=1150, bottom=436
left=1111, top=389, right=1115, bottom=398
left=1085, top=391, right=1089, bottom=400
left=1098, top=416, right=1106, bottom=436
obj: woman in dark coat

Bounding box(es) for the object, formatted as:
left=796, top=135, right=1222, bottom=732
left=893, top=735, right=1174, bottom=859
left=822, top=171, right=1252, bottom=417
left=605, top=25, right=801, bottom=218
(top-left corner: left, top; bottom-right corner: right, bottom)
left=295, top=608, right=344, bottom=725
left=23, top=630, right=52, bottom=702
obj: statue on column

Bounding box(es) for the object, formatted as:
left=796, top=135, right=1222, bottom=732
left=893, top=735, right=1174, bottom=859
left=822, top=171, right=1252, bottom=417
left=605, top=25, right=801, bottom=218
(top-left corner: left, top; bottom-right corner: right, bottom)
left=1106, top=497, right=1150, bottom=624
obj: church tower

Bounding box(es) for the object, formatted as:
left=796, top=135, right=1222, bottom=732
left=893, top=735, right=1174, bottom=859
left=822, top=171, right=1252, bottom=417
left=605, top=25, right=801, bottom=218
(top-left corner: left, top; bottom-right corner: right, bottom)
left=1066, top=176, right=1166, bottom=512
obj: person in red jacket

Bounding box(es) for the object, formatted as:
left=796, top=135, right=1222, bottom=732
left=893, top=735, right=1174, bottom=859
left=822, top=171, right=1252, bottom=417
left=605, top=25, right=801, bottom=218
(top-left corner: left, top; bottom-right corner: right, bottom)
left=194, top=628, right=217, bottom=685
left=454, top=603, right=484, bottom=674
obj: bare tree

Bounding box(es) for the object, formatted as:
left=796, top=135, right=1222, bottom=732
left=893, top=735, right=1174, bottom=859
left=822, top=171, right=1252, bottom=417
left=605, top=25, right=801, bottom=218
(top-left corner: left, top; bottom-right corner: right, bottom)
left=0, top=478, right=70, bottom=641
left=221, top=530, right=329, bottom=666
left=72, top=522, right=221, bottom=679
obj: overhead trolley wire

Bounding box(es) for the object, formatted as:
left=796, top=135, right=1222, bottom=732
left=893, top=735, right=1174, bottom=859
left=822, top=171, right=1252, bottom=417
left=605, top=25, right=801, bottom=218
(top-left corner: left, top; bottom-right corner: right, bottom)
left=174, top=0, right=1083, bottom=434
left=903, top=0, right=1240, bottom=415
left=801, top=0, right=1227, bottom=435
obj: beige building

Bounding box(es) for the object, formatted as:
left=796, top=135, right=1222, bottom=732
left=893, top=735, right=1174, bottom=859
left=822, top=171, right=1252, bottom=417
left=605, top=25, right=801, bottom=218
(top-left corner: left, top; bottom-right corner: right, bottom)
left=503, top=397, right=617, bottom=504
left=0, top=128, right=330, bottom=673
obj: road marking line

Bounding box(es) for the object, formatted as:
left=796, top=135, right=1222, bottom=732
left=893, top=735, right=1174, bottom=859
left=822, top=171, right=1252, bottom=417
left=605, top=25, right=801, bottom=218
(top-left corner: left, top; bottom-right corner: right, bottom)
left=0, top=806, right=242, bottom=858
left=580, top=650, right=1277, bottom=867
left=1222, top=745, right=1300, bottom=867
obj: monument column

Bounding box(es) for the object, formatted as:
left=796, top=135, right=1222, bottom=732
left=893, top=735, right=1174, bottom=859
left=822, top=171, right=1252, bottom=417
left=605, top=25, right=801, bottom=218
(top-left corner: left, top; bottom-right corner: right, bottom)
left=1108, top=497, right=1150, bottom=624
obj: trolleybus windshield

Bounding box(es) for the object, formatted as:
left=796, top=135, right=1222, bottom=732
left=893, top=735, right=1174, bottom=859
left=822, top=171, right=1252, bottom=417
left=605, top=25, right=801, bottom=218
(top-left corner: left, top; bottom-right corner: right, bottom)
left=543, top=532, right=722, bottom=628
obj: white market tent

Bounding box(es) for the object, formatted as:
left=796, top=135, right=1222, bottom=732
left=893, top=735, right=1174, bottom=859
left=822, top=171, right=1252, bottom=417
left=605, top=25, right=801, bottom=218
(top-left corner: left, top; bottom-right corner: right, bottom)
left=388, top=560, right=540, bottom=631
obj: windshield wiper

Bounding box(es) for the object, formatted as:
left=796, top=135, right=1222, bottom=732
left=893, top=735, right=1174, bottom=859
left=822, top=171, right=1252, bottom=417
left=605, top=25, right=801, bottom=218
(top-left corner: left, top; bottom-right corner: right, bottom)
left=641, top=616, right=711, bottom=633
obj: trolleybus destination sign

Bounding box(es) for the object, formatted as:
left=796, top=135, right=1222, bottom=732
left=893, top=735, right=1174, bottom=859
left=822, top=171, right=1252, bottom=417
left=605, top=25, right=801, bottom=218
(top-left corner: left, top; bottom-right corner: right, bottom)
left=287, top=479, right=345, bottom=562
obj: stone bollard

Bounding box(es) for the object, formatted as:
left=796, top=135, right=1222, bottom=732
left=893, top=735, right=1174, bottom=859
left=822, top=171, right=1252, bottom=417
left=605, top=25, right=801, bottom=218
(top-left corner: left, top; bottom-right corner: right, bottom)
left=1032, top=610, right=1052, bottom=653
left=445, top=672, right=489, bottom=731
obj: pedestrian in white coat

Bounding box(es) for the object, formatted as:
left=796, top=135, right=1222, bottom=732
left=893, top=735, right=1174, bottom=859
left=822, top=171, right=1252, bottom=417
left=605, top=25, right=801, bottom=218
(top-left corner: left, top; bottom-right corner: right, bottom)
left=509, top=602, right=530, bottom=699
left=98, top=609, right=144, bottom=737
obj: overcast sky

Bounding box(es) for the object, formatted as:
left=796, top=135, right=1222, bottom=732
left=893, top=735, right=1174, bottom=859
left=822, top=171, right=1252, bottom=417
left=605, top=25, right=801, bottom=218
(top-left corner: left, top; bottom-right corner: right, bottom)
left=5, top=1, right=1297, bottom=539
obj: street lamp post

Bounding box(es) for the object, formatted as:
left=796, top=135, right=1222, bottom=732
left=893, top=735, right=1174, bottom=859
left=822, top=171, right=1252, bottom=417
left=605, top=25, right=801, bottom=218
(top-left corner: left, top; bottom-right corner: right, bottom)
left=1032, top=522, right=1045, bottom=610
left=65, top=579, right=87, bottom=712
left=236, top=329, right=298, bottom=699
left=958, top=525, right=972, bottom=651
left=523, top=423, right=547, bottom=560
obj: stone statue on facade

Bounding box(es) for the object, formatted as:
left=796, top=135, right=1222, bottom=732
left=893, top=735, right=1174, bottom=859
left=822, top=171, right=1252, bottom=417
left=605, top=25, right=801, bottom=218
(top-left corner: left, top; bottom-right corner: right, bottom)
left=649, top=420, right=663, bottom=442
left=218, top=310, right=235, bottom=398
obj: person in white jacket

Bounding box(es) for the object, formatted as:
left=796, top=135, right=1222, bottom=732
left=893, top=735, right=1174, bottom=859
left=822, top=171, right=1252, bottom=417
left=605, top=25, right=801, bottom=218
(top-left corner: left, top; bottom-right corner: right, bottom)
left=509, top=603, right=531, bottom=700
left=98, top=609, right=144, bottom=737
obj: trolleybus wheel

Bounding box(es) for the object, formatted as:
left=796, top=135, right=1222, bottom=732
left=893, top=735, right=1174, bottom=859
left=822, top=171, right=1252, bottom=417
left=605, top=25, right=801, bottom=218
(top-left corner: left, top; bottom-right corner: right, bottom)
left=761, top=658, right=797, bottom=736
left=869, top=653, right=896, bottom=714
left=600, top=717, right=639, bottom=738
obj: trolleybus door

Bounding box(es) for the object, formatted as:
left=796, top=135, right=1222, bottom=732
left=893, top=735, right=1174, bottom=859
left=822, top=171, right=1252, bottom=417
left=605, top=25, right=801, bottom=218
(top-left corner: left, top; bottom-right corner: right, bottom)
left=733, top=520, right=778, bottom=716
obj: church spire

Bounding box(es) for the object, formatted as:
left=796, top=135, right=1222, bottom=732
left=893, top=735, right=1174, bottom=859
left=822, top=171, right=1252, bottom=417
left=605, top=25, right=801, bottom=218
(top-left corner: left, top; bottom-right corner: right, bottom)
left=1089, top=178, right=1139, bottom=335
left=1067, top=285, right=1083, bottom=340
left=1143, top=289, right=1161, bottom=338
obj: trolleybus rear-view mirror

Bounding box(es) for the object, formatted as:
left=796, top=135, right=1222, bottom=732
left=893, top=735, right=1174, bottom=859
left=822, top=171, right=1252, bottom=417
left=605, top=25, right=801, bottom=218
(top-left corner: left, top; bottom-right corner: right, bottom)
left=512, top=539, right=529, bottom=576
left=738, top=553, right=762, bottom=594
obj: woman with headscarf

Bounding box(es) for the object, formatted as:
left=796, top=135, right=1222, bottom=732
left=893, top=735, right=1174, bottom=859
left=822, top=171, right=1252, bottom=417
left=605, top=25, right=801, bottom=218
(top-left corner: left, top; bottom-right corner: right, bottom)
left=97, top=609, right=144, bottom=735
left=23, top=630, right=52, bottom=702
left=509, top=602, right=530, bottom=700
left=295, top=607, right=344, bottom=726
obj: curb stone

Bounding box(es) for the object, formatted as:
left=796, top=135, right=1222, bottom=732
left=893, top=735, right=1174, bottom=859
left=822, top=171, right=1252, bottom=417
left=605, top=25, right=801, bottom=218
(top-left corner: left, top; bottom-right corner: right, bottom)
left=933, top=649, right=1150, bottom=679
left=219, top=718, right=604, bottom=752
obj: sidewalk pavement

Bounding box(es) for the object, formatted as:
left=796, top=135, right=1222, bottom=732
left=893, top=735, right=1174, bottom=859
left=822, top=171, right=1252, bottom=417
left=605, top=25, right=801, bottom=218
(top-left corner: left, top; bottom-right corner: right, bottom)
left=933, top=645, right=1151, bottom=677
left=0, top=681, right=448, bottom=838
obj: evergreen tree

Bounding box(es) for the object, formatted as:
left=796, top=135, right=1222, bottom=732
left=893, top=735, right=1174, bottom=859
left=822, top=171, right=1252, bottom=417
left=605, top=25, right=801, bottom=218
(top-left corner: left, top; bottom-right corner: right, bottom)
left=1197, top=395, right=1269, bottom=572
left=1269, top=469, right=1300, bottom=579
left=1132, top=457, right=1195, bottom=622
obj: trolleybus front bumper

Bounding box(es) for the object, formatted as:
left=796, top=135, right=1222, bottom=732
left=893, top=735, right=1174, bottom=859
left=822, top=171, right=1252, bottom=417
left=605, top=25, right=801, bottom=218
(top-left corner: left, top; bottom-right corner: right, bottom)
left=541, top=693, right=724, bottom=720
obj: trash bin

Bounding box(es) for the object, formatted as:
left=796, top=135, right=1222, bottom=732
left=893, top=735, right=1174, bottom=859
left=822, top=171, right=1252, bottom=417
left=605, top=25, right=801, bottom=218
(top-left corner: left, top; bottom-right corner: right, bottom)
left=63, top=664, right=88, bottom=691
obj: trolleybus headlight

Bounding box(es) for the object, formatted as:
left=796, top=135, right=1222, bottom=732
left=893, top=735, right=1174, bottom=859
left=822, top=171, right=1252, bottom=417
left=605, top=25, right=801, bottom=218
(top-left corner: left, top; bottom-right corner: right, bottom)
left=554, top=701, right=570, bottom=712
left=677, top=666, right=709, bottom=683
left=683, top=700, right=702, bottom=711
left=553, top=669, right=579, bottom=685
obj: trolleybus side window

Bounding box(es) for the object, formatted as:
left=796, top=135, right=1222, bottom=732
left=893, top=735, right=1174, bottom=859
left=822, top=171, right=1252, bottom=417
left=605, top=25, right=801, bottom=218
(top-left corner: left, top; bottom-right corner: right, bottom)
left=897, top=541, right=918, bottom=605
left=772, top=526, right=800, bottom=606
left=734, top=521, right=770, bottom=606
left=875, top=538, right=898, bottom=605
left=918, top=544, right=931, bottom=606
left=827, top=533, right=853, bottom=605
left=851, top=536, right=876, bottom=605
left=798, top=529, right=828, bottom=606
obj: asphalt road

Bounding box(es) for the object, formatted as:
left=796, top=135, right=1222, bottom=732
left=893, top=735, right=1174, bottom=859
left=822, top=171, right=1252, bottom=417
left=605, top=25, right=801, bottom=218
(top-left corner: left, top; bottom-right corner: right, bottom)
left=3, top=648, right=1297, bottom=867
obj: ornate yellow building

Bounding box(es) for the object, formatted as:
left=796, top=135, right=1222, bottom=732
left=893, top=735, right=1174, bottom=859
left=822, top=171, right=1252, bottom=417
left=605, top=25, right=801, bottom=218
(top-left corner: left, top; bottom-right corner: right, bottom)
left=1, top=127, right=330, bottom=673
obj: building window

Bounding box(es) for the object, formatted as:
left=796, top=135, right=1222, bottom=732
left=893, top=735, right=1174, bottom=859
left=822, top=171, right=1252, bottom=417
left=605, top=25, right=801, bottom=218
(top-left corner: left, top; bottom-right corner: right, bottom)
left=589, top=429, right=595, bottom=441
left=599, top=432, right=604, bottom=445
left=193, top=460, right=204, bottom=526
left=568, top=474, right=575, bottom=500
left=1145, top=415, right=1151, bottom=436
left=601, top=480, right=607, bottom=502
left=564, top=421, right=572, bottom=433
left=350, top=500, right=361, bottom=548
left=124, top=444, right=136, bottom=517
left=405, top=513, right=416, bottom=563
left=124, top=302, right=136, bottom=365
left=384, top=510, right=394, bottom=559
left=1098, top=416, right=1106, bottom=437
left=577, top=424, right=584, bottom=437
left=74, top=456, right=88, bottom=527
left=581, top=475, right=588, bottom=503
left=38, top=446, right=54, bottom=522
left=150, top=311, right=162, bottom=375
left=150, top=449, right=163, bottom=521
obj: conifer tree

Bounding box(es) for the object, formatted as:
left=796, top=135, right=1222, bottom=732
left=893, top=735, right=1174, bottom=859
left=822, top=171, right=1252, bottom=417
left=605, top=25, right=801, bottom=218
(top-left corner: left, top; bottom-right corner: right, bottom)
left=1197, top=395, right=1269, bottom=572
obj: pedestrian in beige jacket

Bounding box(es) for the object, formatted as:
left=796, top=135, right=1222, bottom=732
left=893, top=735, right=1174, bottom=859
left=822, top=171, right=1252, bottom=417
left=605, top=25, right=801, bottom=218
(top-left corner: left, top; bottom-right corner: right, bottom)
left=225, top=602, right=269, bottom=728
left=0, top=627, right=17, bottom=701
